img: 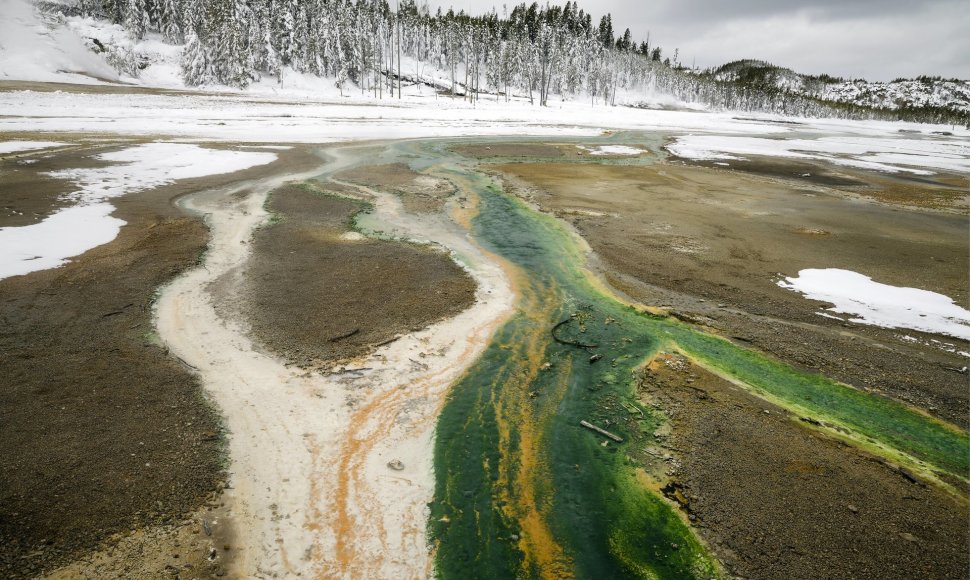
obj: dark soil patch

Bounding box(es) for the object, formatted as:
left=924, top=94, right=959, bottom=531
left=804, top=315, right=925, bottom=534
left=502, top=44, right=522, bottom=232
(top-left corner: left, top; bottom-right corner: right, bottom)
left=678, top=155, right=866, bottom=187
left=335, top=162, right=455, bottom=213
left=0, top=80, right=216, bottom=98
left=450, top=143, right=564, bottom=159
left=241, top=182, right=476, bottom=368
left=673, top=154, right=968, bottom=212
left=638, top=352, right=969, bottom=580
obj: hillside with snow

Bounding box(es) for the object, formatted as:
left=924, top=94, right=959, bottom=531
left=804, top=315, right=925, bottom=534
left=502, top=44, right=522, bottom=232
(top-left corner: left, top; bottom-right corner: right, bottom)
left=698, top=60, right=969, bottom=123
left=819, top=78, right=970, bottom=113
left=0, top=0, right=120, bottom=83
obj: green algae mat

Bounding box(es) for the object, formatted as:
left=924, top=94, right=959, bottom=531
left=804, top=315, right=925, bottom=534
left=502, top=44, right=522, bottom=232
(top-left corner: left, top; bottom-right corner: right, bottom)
left=380, top=140, right=968, bottom=579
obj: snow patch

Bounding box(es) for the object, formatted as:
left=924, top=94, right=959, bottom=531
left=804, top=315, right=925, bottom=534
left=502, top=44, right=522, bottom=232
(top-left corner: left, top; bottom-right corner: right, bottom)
left=0, top=202, right=124, bottom=279
left=779, top=268, right=970, bottom=340
left=0, top=143, right=277, bottom=280
left=0, top=140, right=66, bottom=154
left=580, top=145, right=644, bottom=156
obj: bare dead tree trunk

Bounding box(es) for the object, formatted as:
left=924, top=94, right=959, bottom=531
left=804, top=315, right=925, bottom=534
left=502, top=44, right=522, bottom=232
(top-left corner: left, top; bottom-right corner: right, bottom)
left=396, top=4, right=402, bottom=99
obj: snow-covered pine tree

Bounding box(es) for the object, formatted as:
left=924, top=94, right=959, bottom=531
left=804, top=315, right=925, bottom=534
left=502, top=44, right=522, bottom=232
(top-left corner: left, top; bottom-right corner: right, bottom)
left=159, top=0, right=183, bottom=43
left=124, top=0, right=150, bottom=39
left=208, top=0, right=254, bottom=88
left=181, top=29, right=210, bottom=85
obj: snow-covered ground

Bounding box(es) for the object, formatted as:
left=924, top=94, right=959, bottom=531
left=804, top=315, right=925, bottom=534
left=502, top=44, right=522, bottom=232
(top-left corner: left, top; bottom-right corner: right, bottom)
left=0, top=0, right=120, bottom=84
left=779, top=269, right=970, bottom=341
left=666, top=134, right=970, bottom=175
left=0, top=140, right=65, bottom=154
left=0, top=143, right=276, bottom=279
left=4, top=86, right=969, bottom=145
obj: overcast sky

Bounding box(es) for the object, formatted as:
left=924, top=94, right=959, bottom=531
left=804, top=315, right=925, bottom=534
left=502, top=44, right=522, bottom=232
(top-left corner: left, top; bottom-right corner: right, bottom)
left=425, top=0, right=970, bottom=81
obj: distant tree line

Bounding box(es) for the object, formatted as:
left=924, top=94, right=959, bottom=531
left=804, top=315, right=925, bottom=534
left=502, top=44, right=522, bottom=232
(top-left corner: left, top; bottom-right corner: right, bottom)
left=67, top=0, right=969, bottom=124
left=78, top=0, right=674, bottom=107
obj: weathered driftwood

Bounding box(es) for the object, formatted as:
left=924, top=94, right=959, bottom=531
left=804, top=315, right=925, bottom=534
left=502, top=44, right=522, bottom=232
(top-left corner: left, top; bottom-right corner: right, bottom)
left=580, top=420, right=623, bottom=443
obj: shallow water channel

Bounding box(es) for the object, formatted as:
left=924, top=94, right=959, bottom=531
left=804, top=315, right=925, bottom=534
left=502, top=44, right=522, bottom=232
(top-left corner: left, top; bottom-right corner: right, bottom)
left=346, top=137, right=967, bottom=579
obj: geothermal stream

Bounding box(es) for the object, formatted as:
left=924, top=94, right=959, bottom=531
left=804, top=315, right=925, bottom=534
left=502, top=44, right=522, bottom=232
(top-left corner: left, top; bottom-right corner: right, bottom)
left=153, top=144, right=515, bottom=578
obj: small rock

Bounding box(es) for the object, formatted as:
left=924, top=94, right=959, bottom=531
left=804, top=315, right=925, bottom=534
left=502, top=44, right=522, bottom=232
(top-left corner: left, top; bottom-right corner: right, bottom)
left=589, top=354, right=603, bottom=363
left=848, top=504, right=859, bottom=513
left=899, top=532, right=918, bottom=543
left=540, top=362, right=552, bottom=371
left=510, top=534, right=520, bottom=541
left=387, top=459, right=405, bottom=471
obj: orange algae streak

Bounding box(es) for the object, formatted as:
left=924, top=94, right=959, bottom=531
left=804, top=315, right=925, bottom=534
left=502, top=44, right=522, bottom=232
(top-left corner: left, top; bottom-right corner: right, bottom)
left=493, top=279, right=574, bottom=578
left=328, top=383, right=413, bottom=576
left=517, top=358, right=576, bottom=580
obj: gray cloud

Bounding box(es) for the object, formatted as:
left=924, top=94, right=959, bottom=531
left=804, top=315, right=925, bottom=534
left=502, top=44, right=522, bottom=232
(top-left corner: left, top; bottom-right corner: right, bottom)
left=430, top=0, right=970, bottom=81
left=646, top=0, right=938, bottom=23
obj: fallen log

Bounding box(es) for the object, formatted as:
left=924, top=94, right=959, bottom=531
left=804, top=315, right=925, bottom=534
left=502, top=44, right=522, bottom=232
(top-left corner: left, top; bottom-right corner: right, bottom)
left=580, top=420, right=623, bottom=443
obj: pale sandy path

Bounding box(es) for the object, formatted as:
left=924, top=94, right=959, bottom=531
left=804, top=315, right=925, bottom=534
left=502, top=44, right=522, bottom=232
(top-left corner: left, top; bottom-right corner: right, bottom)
left=154, top=143, right=515, bottom=578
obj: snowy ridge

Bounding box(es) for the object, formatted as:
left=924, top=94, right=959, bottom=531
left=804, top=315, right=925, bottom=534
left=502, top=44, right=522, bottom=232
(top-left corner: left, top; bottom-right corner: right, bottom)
left=819, top=79, right=970, bottom=114
left=695, top=60, right=969, bottom=123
